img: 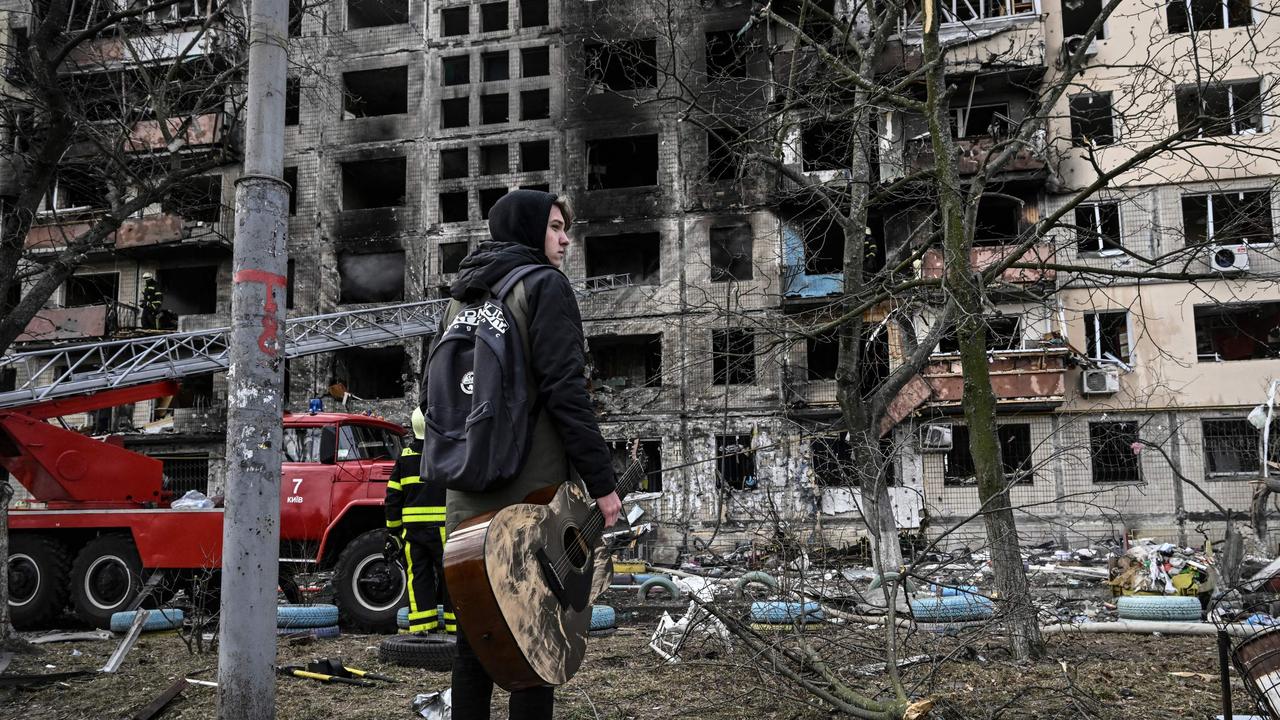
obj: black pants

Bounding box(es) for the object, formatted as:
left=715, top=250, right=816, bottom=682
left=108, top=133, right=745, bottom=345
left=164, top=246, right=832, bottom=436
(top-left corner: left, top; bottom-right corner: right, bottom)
left=402, top=526, right=454, bottom=633
left=452, top=629, right=554, bottom=720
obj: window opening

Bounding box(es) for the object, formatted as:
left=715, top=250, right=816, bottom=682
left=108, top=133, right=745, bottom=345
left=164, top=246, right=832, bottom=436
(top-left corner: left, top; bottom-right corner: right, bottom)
left=338, top=250, right=405, bottom=303
left=482, top=51, right=509, bottom=81
left=1085, top=310, right=1130, bottom=363
left=283, top=167, right=298, bottom=216
left=441, top=97, right=469, bottom=128
left=584, top=39, right=658, bottom=92
left=334, top=346, right=406, bottom=400
left=346, top=0, right=407, bottom=28
left=589, top=334, right=662, bottom=388
left=1182, top=190, right=1273, bottom=245
left=521, top=89, right=550, bottom=120
left=343, top=66, right=409, bottom=118
left=157, top=265, right=219, bottom=315
left=440, top=191, right=469, bottom=222
left=440, top=148, right=468, bottom=179
left=802, top=122, right=851, bottom=171
left=442, top=55, right=470, bottom=86
left=938, top=315, right=1021, bottom=353
left=520, top=0, right=547, bottom=26
left=807, top=329, right=838, bottom=380
left=1202, top=417, right=1260, bottom=477
left=440, top=241, right=469, bottom=273
left=441, top=6, right=468, bottom=35
left=64, top=273, right=119, bottom=307
left=943, top=424, right=1034, bottom=485
left=522, top=46, right=550, bottom=77
left=285, top=78, right=300, bottom=126
left=1168, top=0, right=1252, bottom=33
left=1069, top=93, right=1115, bottom=147
left=706, top=127, right=745, bottom=182
left=951, top=103, right=1010, bottom=139
left=1194, top=301, right=1280, bottom=361
left=1075, top=203, right=1121, bottom=252
left=480, top=144, right=509, bottom=175
left=163, top=175, right=222, bottom=223
left=716, top=434, right=756, bottom=490
left=705, top=29, right=750, bottom=78
left=480, top=93, right=509, bottom=124
left=586, top=135, right=659, bottom=189
left=583, top=232, right=660, bottom=284
left=479, top=187, right=506, bottom=218
left=480, top=2, right=508, bottom=31
left=607, top=439, right=662, bottom=491
left=1089, top=421, right=1141, bottom=483
left=1176, top=80, right=1263, bottom=137
left=521, top=140, right=550, bottom=171
left=710, top=223, right=753, bottom=281
left=712, top=329, right=755, bottom=385
left=340, top=157, right=406, bottom=210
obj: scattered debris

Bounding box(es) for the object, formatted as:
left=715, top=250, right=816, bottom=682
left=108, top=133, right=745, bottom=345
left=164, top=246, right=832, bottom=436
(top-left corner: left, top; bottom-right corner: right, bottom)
left=127, top=678, right=188, bottom=720
left=412, top=687, right=452, bottom=719
left=306, top=657, right=398, bottom=683
left=0, top=670, right=93, bottom=688
left=277, top=664, right=375, bottom=687
left=29, top=630, right=113, bottom=645
left=853, top=654, right=933, bottom=676
left=1107, top=539, right=1213, bottom=596
left=101, top=609, right=150, bottom=673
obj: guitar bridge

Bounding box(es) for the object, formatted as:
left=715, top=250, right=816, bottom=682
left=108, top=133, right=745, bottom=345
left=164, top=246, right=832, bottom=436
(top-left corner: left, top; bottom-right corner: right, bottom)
left=534, top=547, right=569, bottom=607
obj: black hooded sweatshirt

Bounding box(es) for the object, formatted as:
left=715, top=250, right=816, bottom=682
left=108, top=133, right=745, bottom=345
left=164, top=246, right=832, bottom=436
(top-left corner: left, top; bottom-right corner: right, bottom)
left=445, top=190, right=617, bottom=499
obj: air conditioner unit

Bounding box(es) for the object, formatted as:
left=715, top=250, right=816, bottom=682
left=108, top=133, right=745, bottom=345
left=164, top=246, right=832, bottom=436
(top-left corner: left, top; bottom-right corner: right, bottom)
left=1081, top=368, right=1120, bottom=395
left=921, top=424, right=953, bottom=451
left=1063, top=35, right=1099, bottom=59
left=1209, top=244, right=1249, bottom=273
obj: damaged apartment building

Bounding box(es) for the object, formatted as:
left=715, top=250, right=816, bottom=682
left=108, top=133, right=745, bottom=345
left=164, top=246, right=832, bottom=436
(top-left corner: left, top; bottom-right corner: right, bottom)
left=5, top=0, right=1280, bottom=559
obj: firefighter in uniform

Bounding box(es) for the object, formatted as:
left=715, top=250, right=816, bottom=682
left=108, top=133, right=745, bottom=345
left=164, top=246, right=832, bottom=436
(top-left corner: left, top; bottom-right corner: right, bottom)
left=140, top=273, right=163, bottom=330
left=384, top=407, right=455, bottom=635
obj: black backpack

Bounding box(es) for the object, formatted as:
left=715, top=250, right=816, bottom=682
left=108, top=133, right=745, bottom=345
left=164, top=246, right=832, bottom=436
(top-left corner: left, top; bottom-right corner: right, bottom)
left=421, top=265, right=550, bottom=493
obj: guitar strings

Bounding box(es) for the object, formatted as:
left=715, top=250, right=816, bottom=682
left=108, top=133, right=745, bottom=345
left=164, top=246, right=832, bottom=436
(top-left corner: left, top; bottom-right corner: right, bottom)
left=549, top=463, right=644, bottom=577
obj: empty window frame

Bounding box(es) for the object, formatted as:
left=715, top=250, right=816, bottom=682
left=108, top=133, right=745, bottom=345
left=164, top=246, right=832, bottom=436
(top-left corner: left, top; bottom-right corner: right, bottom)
left=43, top=166, right=109, bottom=212
left=937, top=315, right=1022, bottom=353
left=338, top=251, right=405, bottom=303
left=441, top=6, right=468, bottom=35
left=710, top=223, right=753, bottom=281
left=479, top=144, right=509, bottom=175
left=715, top=434, right=756, bottom=490
left=1075, top=203, right=1122, bottom=253
left=442, top=55, right=470, bottom=86
left=520, top=140, right=550, bottom=171
left=283, top=166, right=298, bottom=215
left=775, top=0, right=837, bottom=38
left=479, top=187, right=506, bottom=218
left=480, top=1, right=508, bottom=31
left=943, top=424, right=1034, bottom=486
left=583, top=232, right=660, bottom=284
left=334, top=346, right=406, bottom=400
left=712, top=329, right=755, bottom=385
left=440, top=241, right=469, bottom=273
left=706, top=127, right=745, bottom=182
left=705, top=29, right=750, bottom=78
left=441, top=97, right=469, bottom=128
left=482, top=51, right=509, bottom=81
left=1202, top=418, right=1259, bottom=477
left=927, top=0, right=1034, bottom=23
left=1181, top=190, right=1273, bottom=245
left=343, top=66, right=408, bottom=118
left=519, top=0, right=548, bottom=27
left=606, top=439, right=662, bottom=491
left=346, top=0, right=407, bottom=29
left=480, top=93, right=509, bottom=124
left=586, top=135, right=659, bottom=189
left=811, top=434, right=852, bottom=486
left=1089, top=421, right=1141, bottom=483
left=64, top=273, right=119, bottom=307
left=156, top=265, right=219, bottom=315
left=289, top=0, right=303, bottom=36
left=163, top=175, right=222, bottom=223
left=1176, top=80, right=1263, bottom=137
left=1168, top=0, right=1252, bottom=33
left=440, top=148, right=468, bottom=179
left=522, top=46, right=550, bottom=77
left=1062, top=0, right=1107, bottom=38
left=951, top=103, right=1010, bottom=139
left=584, top=39, right=658, bottom=92
left=1069, top=93, right=1116, bottom=147
left=285, top=78, right=300, bottom=125
left=972, top=195, right=1021, bottom=245
left=793, top=210, right=843, bottom=274
left=589, top=334, right=662, bottom=388
left=521, top=89, right=550, bottom=120
left=801, top=121, right=851, bottom=172
left=340, top=157, right=406, bottom=210
left=806, top=329, right=838, bottom=380
left=1084, top=310, right=1130, bottom=363
left=440, top=191, right=469, bottom=222
left=1194, top=301, right=1280, bottom=361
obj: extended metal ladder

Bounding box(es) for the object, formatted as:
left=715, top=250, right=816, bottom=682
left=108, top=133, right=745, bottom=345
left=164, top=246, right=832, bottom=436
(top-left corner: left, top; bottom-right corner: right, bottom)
left=0, top=273, right=632, bottom=410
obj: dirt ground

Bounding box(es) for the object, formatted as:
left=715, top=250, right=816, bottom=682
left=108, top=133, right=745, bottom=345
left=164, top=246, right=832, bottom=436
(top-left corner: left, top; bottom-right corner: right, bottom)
left=0, top=603, right=1256, bottom=720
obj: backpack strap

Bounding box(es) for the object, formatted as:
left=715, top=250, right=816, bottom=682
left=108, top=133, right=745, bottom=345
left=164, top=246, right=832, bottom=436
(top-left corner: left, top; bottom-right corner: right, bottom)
left=493, top=264, right=554, bottom=301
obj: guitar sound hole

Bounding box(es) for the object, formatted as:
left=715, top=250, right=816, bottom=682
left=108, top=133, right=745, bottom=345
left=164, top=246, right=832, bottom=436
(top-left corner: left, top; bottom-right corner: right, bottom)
left=562, top=526, right=589, bottom=570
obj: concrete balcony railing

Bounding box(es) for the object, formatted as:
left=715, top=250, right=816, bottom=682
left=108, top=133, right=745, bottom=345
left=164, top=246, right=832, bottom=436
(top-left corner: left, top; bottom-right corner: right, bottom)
left=906, top=136, right=1046, bottom=176
left=67, top=29, right=220, bottom=70
left=125, top=113, right=223, bottom=153
left=921, top=243, right=1056, bottom=284
left=17, top=302, right=141, bottom=343
left=921, top=348, right=1068, bottom=407
left=25, top=213, right=193, bottom=253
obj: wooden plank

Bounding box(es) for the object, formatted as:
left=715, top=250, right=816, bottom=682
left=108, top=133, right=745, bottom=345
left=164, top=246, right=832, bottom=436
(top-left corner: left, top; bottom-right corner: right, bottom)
left=127, top=677, right=188, bottom=720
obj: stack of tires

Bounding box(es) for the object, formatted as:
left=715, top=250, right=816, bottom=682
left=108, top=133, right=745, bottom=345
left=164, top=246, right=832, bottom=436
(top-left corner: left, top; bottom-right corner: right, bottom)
left=748, top=601, right=824, bottom=632
left=277, top=604, right=340, bottom=639
left=909, top=591, right=993, bottom=632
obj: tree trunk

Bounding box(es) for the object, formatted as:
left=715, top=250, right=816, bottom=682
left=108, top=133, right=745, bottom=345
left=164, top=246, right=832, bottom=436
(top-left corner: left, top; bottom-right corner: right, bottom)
left=923, top=0, right=1043, bottom=660
left=0, top=478, right=18, bottom=648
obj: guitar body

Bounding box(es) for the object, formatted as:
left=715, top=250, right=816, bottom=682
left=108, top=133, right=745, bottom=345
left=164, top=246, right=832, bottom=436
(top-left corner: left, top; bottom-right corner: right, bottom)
left=443, top=480, right=598, bottom=691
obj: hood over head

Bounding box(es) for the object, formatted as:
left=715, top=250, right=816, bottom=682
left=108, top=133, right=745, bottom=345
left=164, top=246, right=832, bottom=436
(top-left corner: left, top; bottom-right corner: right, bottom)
left=449, top=190, right=558, bottom=301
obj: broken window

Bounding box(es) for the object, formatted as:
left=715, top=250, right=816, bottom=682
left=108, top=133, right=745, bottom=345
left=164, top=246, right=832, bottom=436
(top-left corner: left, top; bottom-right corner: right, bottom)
left=712, top=329, right=755, bottom=385
left=8, top=28, right=31, bottom=86
left=806, top=329, right=838, bottom=380
left=64, top=273, right=119, bottom=307
left=802, top=121, right=851, bottom=172
left=1168, top=0, right=1252, bottom=33
left=521, top=140, right=550, bottom=171
left=586, top=135, right=659, bottom=189
left=283, top=167, right=298, bottom=216
left=706, top=127, right=745, bottom=182
left=441, top=97, right=469, bottom=128
left=1085, top=310, right=1130, bottom=363
left=480, top=145, right=508, bottom=175
left=589, top=334, right=662, bottom=389
left=334, top=346, right=406, bottom=400
left=710, top=223, right=753, bottom=281
left=341, top=157, right=406, bottom=210
left=286, top=259, right=295, bottom=309
left=285, top=78, right=300, bottom=126
left=482, top=51, right=509, bottom=81
left=441, top=6, right=468, bottom=35
left=44, top=165, right=109, bottom=212
left=716, top=434, right=756, bottom=490
left=811, top=435, right=853, bottom=486
left=607, top=439, right=662, bottom=491
left=1182, top=190, right=1273, bottom=245
left=915, top=0, right=1034, bottom=23
left=347, top=0, right=407, bottom=29
left=583, top=232, right=661, bottom=284
left=1089, top=421, right=1141, bottom=483
left=522, top=46, right=550, bottom=77
left=520, top=0, right=547, bottom=26
left=706, top=29, right=750, bottom=79
left=480, top=93, right=509, bottom=124
left=479, top=187, right=506, bottom=219
left=1176, top=80, right=1263, bottom=137
left=584, top=39, right=658, bottom=92
left=521, top=89, right=550, bottom=120
left=163, top=175, right=222, bottom=223
left=1194, top=301, right=1280, bottom=361
left=157, top=265, right=219, bottom=315
left=951, top=103, right=1010, bottom=139
left=938, top=315, right=1021, bottom=353
left=440, top=241, right=469, bottom=273
left=791, top=210, right=843, bottom=274
left=439, top=191, right=469, bottom=222
left=972, top=195, right=1021, bottom=245
left=442, top=55, right=470, bottom=86
left=1202, top=418, right=1259, bottom=477
left=943, top=424, right=1034, bottom=486
left=440, top=148, right=468, bottom=179
left=480, top=1, right=508, bottom=31
left=289, top=0, right=303, bottom=36
left=1075, top=203, right=1122, bottom=253
left=338, top=251, right=405, bottom=303
left=1062, top=0, right=1107, bottom=38
left=1069, top=93, right=1116, bottom=147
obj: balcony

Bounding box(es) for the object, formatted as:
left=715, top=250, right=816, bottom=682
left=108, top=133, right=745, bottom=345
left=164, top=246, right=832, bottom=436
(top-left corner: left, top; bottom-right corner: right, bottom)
left=921, top=243, right=1055, bottom=285
left=17, top=302, right=140, bottom=343
left=125, top=113, right=223, bottom=153
left=67, top=29, right=220, bottom=70
left=25, top=214, right=225, bottom=255
left=922, top=348, right=1068, bottom=407
left=907, top=136, right=1046, bottom=176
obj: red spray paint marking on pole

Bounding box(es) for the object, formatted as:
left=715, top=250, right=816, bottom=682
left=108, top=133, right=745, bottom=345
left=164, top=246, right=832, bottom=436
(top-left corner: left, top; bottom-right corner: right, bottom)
left=233, top=269, right=287, bottom=357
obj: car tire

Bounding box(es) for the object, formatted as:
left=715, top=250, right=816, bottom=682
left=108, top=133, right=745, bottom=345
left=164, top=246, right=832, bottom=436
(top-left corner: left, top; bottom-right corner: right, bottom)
left=1116, top=595, right=1202, bottom=622
left=278, top=624, right=340, bottom=639
left=909, top=595, right=994, bottom=623
left=590, top=605, right=616, bottom=631
left=333, top=529, right=405, bottom=632
left=8, top=534, right=71, bottom=629
left=378, top=634, right=456, bottom=671
left=277, top=603, right=340, bottom=628
left=749, top=601, right=824, bottom=624
left=109, top=608, right=184, bottom=633
left=70, top=534, right=143, bottom=630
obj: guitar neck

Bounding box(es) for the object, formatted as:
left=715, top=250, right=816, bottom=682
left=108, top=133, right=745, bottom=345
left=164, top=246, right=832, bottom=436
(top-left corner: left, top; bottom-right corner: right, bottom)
left=582, top=459, right=645, bottom=546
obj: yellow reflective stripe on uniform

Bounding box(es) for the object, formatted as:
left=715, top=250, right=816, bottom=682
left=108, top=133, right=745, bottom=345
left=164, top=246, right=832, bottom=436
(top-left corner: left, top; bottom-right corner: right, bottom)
left=386, top=480, right=402, bottom=491
left=398, top=477, right=423, bottom=486
left=408, top=610, right=438, bottom=621
left=403, top=516, right=446, bottom=523
left=409, top=621, right=439, bottom=632
left=439, top=527, right=447, bottom=546
left=401, top=447, right=421, bottom=457
left=403, top=506, right=446, bottom=514
left=386, top=519, right=402, bottom=528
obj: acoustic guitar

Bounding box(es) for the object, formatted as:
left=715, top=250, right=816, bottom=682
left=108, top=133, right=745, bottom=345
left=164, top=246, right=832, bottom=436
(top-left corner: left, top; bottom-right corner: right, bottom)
left=442, top=443, right=647, bottom=690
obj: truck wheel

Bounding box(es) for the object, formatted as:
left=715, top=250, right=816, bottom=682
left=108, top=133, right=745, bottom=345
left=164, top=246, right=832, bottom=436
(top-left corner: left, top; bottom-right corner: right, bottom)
left=71, top=534, right=143, bottom=629
left=333, top=529, right=405, bottom=632
left=8, top=534, right=71, bottom=629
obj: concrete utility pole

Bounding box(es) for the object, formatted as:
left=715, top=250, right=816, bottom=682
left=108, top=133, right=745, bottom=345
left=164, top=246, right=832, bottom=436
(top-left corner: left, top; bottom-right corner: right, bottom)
left=216, top=0, right=290, bottom=713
